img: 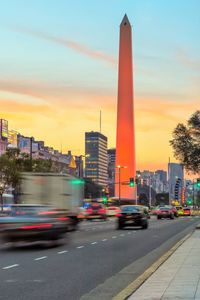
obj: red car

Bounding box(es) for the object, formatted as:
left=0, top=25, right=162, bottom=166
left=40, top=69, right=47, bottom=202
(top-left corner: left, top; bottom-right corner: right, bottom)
left=157, top=207, right=174, bottom=220
left=85, top=203, right=107, bottom=221
left=183, top=207, right=191, bottom=216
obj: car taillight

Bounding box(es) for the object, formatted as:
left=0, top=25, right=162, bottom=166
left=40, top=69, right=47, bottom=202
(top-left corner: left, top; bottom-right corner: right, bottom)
left=21, top=224, right=53, bottom=230
left=87, top=208, right=93, bottom=214
left=57, top=217, right=69, bottom=221
left=98, top=209, right=105, bottom=214
left=116, top=213, right=122, bottom=217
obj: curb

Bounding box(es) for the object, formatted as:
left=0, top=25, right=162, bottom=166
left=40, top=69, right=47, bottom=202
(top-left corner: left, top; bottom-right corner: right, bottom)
left=113, top=231, right=193, bottom=300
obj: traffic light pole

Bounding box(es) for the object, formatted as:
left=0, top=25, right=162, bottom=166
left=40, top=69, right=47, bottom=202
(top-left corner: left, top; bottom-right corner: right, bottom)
left=118, top=167, right=121, bottom=206
left=193, top=179, right=195, bottom=209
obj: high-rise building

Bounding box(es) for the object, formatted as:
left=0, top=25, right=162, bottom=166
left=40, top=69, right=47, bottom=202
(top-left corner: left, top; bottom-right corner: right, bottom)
left=85, top=132, right=108, bottom=187
left=168, top=163, right=184, bottom=201
left=108, top=148, right=116, bottom=196
left=115, top=14, right=136, bottom=199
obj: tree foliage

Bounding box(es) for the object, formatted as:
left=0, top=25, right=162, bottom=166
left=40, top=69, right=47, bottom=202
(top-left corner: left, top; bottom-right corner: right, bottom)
left=170, top=110, right=200, bottom=174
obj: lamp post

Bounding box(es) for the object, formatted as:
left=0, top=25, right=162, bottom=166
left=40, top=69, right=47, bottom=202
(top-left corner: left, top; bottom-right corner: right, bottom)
left=116, top=165, right=127, bottom=206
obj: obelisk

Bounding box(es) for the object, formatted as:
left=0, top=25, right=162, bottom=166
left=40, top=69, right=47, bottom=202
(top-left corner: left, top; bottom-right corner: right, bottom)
left=115, top=14, right=136, bottom=200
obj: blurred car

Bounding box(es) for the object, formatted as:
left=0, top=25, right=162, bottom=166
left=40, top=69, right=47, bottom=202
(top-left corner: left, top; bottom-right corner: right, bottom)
left=151, top=206, right=160, bottom=215
left=77, top=207, right=87, bottom=221
left=106, top=206, right=120, bottom=217
left=157, top=207, right=174, bottom=219
left=133, top=205, right=151, bottom=219
left=164, top=205, right=178, bottom=217
left=116, top=205, right=148, bottom=229
left=183, top=207, right=191, bottom=216
left=0, top=204, right=69, bottom=245
left=176, top=206, right=184, bottom=216
left=85, top=203, right=107, bottom=221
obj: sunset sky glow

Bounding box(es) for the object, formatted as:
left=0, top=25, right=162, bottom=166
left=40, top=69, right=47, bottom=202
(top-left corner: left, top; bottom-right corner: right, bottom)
left=0, top=0, right=200, bottom=171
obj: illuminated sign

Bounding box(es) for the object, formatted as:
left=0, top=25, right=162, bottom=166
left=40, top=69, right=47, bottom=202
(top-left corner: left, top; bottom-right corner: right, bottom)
left=8, top=130, right=18, bottom=148
left=1, top=119, right=8, bottom=139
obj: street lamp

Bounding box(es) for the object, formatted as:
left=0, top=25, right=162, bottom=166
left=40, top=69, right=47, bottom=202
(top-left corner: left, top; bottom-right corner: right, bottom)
left=116, top=165, right=127, bottom=206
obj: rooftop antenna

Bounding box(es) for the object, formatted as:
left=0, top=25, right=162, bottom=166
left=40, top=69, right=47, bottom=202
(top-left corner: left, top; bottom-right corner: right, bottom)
left=100, top=110, right=102, bottom=133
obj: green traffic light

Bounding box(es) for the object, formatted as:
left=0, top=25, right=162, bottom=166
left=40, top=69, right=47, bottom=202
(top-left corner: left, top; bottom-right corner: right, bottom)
left=129, top=177, right=134, bottom=187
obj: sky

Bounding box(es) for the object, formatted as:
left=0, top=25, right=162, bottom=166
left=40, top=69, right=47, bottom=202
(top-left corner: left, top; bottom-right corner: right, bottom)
left=0, top=0, right=200, bottom=171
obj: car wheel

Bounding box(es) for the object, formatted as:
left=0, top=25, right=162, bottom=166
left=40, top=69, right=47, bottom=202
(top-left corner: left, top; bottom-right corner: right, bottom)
left=157, top=216, right=161, bottom=220
left=142, top=222, right=148, bottom=229
left=117, top=223, right=124, bottom=230
left=170, top=215, right=174, bottom=219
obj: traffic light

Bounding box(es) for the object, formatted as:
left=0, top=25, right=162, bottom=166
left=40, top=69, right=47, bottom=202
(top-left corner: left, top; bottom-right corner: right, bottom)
left=197, top=178, right=200, bottom=188
left=129, top=177, right=134, bottom=187
left=102, top=196, right=108, bottom=204
left=187, top=198, right=192, bottom=205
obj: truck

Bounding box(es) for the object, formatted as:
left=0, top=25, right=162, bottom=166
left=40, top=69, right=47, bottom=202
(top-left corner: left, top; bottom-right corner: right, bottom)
left=18, top=172, right=84, bottom=231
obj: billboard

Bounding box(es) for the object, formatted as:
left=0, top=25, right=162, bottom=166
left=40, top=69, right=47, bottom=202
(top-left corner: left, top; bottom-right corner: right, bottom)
left=1, top=119, right=8, bottom=139
left=18, top=136, right=31, bottom=154
left=8, top=130, right=18, bottom=148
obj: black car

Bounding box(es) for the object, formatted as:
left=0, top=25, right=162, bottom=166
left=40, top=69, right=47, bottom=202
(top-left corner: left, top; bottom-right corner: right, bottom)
left=117, top=205, right=149, bottom=230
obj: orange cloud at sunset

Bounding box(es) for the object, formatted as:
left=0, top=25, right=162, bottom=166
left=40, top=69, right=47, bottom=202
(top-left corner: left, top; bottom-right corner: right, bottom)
left=0, top=77, right=199, bottom=172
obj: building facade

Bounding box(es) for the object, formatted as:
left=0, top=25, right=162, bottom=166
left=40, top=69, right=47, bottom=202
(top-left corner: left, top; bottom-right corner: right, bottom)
left=85, top=131, right=108, bottom=187
left=107, top=148, right=116, bottom=196
left=168, top=163, right=184, bottom=201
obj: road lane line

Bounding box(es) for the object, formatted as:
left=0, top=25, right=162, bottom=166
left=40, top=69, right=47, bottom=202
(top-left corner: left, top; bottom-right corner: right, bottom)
left=77, top=246, right=84, bottom=249
left=91, top=242, right=97, bottom=245
left=120, top=234, right=125, bottom=236
left=34, top=256, right=47, bottom=261
left=2, top=264, right=19, bottom=270
left=112, top=236, right=117, bottom=239
left=58, top=250, right=68, bottom=254
left=102, top=238, right=107, bottom=241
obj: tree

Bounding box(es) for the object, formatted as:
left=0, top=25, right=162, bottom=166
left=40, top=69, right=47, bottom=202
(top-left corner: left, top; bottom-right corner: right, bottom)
left=0, top=153, right=21, bottom=209
left=170, top=111, right=200, bottom=175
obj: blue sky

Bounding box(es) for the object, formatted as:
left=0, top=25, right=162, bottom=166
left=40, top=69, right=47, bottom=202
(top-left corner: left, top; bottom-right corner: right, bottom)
left=0, top=0, right=199, bottom=170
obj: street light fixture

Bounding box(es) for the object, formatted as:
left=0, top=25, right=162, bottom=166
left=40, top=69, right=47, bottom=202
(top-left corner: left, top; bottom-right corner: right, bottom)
left=116, top=165, right=127, bottom=206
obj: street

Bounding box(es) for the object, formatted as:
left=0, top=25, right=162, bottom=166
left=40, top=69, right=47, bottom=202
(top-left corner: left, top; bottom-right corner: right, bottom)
left=0, top=216, right=199, bottom=300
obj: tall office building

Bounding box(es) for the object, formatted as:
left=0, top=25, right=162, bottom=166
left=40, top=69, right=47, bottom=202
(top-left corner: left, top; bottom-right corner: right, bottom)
left=108, top=148, right=116, bottom=196
left=168, top=163, right=184, bottom=201
left=85, top=132, right=108, bottom=187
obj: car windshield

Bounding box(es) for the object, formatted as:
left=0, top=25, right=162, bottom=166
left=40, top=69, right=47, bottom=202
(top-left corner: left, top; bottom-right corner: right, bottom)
left=160, top=207, right=170, bottom=211
left=10, top=206, right=50, bottom=217
left=121, top=206, right=140, bottom=213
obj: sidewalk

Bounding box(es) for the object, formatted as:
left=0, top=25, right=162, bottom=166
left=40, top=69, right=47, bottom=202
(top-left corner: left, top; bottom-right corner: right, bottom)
left=129, top=229, right=200, bottom=300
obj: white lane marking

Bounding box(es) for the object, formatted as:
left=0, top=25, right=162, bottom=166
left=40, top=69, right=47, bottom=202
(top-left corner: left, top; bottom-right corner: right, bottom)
left=102, top=239, right=107, bottom=242
left=77, top=246, right=84, bottom=249
left=128, top=232, right=131, bottom=234
left=2, top=264, right=19, bottom=270
left=58, top=250, right=68, bottom=254
left=91, top=242, right=97, bottom=245
left=120, top=234, right=125, bottom=236
left=112, top=236, right=117, bottom=239
left=5, top=279, right=18, bottom=282
left=34, top=256, right=47, bottom=261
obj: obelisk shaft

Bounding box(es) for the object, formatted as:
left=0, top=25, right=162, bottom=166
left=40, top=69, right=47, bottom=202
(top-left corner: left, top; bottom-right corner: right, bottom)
left=115, top=15, right=136, bottom=200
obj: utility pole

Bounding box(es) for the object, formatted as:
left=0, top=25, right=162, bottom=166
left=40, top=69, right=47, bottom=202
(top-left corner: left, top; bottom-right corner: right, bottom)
left=30, top=137, right=33, bottom=171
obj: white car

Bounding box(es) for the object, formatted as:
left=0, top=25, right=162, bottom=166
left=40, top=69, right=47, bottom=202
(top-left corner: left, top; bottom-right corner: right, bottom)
left=106, top=206, right=120, bottom=217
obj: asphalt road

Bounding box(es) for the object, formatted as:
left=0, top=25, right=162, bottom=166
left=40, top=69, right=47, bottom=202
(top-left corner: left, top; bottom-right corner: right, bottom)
left=0, top=216, right=199, bottom=300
